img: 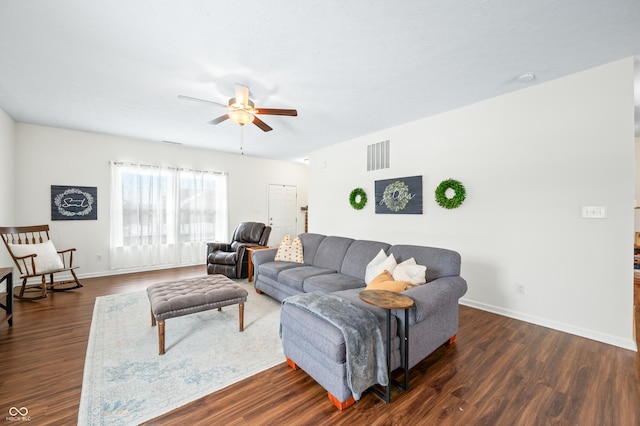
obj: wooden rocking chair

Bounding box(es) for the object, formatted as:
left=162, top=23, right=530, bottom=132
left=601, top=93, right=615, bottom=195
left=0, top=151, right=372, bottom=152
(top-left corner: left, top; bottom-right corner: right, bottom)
left=0, top=225, right=83, bottom=300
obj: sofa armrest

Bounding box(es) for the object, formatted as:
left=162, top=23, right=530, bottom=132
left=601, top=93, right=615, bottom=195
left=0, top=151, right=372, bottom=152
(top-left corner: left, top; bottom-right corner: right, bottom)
left=395, top=276, right=467, bottom=324
left=251, top=247, right=278, bottom=282
left=252, top=247, right=278, bottom=267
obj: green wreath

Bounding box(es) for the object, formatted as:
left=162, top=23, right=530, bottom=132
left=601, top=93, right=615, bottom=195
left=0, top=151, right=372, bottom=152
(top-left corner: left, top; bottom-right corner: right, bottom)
left=349, top=188, right=367, bottom=210
left=435, top=179, right=466, bottom=209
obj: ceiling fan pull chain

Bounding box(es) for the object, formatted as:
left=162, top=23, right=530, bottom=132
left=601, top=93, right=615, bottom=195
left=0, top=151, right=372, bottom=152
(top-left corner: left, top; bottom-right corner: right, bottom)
left=240, top=125, right=244, bottom=155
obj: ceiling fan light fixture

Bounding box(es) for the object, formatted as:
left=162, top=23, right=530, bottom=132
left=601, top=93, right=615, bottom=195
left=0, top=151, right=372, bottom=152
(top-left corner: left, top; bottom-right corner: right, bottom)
left=228, top=109, right=255, bottom=125
left=228, top=97, right=254, bottom=109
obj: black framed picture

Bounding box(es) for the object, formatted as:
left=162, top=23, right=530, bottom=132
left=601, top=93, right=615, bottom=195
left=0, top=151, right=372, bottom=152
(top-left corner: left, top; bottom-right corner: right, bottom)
left=375, top=175, right=423, bottom=214
left=51, top=185, right=97, bottom=220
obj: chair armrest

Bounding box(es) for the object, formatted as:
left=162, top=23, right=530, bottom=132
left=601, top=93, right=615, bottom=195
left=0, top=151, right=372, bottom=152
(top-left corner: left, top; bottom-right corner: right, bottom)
left=12, top=254, right=37, bottom=276
left=207, top=242, right=231, bottom=255
left=56, top=248, right=76, bottom=254
left=394, top=276, right=468, bottom=324
left=57, top=248, right=76, bottom=268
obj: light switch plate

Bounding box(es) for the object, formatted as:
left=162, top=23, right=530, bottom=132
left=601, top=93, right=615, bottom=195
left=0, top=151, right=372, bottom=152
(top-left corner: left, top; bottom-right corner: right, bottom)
left=581, top=206, right=607, bottom=219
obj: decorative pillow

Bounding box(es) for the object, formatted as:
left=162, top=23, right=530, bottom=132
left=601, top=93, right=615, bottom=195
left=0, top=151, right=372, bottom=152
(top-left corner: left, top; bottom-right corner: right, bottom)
left=392, top=257, right=427, bottom=285
left=8, top=240, right=64, bottom=275
left=365, top=249, right=397, bottom=284
left=274, top=235, right=304, bottom=263
left=365, top=270, right=408, bottom=292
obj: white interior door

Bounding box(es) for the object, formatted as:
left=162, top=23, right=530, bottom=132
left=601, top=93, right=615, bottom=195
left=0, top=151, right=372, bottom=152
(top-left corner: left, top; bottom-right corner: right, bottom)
left=268, top=184, right=297, bottom=245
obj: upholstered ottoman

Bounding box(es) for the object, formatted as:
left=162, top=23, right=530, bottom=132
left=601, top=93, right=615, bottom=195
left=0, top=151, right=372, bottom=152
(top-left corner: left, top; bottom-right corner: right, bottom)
left=146, top=275, right=248, bottom=354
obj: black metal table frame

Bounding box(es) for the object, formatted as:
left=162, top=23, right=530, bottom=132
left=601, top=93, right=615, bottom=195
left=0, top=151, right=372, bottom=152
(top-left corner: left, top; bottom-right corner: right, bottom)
left=370, top=307, right=409, bottom=403
left=0, top=267, right=13, bottom=326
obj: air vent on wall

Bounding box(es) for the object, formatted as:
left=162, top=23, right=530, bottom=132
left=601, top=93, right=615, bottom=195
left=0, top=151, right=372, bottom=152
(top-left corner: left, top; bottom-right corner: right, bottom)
left=367, top=140, right=390, bottom=171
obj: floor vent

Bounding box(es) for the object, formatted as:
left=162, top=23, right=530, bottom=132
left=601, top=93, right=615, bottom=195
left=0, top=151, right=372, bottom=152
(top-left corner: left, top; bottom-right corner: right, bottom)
left=367, top=140, right=390, bottom=171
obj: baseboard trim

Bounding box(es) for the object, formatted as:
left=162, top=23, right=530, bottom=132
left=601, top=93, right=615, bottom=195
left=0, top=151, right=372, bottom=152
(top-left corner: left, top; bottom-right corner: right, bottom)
left=459, top=298, right=638, bottom=352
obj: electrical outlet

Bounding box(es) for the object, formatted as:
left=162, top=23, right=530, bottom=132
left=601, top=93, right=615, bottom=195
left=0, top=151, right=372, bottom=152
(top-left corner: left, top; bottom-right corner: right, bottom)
left=96, top=254, right=103, bottom=261
left=516, top=282, right=526, bottom=295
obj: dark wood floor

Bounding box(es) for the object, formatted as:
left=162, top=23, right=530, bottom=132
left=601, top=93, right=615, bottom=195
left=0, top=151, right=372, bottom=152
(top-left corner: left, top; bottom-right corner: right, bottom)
left=1, top=266, right=639, bottom=425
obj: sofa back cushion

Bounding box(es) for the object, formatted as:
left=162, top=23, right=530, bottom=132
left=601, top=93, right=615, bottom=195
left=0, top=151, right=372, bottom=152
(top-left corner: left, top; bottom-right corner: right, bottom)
left=340, top=240, right=391, bottom=280
left=312, top=236, right=354, bottom=270
left=298, top=233, right=327, bottom=264
left=388, top=245, right=461, bottom=281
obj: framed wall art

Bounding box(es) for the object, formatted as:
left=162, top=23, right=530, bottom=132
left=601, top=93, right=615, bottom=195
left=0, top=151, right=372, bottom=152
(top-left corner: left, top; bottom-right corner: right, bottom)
left=51, top=185, right=97, bottom=221
left=375, top=175, right=423, bottom=214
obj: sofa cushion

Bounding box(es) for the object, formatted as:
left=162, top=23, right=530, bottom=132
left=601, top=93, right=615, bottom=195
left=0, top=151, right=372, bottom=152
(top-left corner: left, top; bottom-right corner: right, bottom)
left=281, top=291, right=399, bottom=365
left=312, top=236, right=354, bottom=271
left=303, top=273, right=365, bottom=293
left=278, top=265, right=336, bottom=292
left=281, top=302, right=347, bottom=364
left=364, top=249, right=397, bottom=284
left=298, top=233, right=327, bottom=265
left=258, top=261, right=301, bottom=281
left=388, top=245, right=461, bottom=281
left=331, top=288, right=398, bottom=340
left=340, top=240, right=391, bottom=280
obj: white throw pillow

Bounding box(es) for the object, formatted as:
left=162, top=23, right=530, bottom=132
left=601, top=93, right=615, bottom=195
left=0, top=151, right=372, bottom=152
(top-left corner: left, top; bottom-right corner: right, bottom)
left=365, top=249, right=397, bottom=284
left=274, top=235, right=304, bottom=263
left=392, top=257, right=427, bottom=285
left=8, top=240, right=65, bottom=275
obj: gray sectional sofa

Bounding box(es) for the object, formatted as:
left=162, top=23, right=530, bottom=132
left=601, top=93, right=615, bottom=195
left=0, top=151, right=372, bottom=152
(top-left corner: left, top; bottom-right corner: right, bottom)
left=252, top=233, right=467, bottom=409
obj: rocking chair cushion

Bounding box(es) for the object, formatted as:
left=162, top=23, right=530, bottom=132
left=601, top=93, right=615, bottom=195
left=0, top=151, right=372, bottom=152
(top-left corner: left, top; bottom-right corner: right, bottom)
left=8, top=240, right=64, bottom=275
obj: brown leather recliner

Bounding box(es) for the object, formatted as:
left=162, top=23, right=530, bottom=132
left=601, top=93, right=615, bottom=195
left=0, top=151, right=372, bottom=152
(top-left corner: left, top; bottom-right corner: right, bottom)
left=206, top=222, right=272, bottom=279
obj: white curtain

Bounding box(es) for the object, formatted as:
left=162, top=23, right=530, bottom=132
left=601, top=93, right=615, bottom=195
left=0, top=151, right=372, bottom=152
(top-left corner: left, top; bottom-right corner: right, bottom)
left=177, top=168, right=228, bottom=264
left=110, top=162, right=228, bottom=270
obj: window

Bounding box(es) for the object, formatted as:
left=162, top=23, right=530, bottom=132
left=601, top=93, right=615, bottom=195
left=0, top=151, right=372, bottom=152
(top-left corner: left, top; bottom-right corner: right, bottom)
left=110, top=162, right=228, bottom=270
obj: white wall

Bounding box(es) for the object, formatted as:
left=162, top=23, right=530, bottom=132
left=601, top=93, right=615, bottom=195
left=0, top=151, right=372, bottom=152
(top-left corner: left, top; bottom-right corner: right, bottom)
left=635, top=136, right=640, bottom=231
left=309, top=58, right=636, bottom=350
left=13, top=124, right=308, bottom=276
left=0, top=108, right=15, bottom=267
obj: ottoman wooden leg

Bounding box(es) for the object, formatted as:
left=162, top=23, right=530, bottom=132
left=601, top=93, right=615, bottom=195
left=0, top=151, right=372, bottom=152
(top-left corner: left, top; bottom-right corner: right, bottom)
left=151, top=309, right=156, bottom=326
left=239, top=302, right=244, bottom=332
left=158, top=320, right=165, bottom=355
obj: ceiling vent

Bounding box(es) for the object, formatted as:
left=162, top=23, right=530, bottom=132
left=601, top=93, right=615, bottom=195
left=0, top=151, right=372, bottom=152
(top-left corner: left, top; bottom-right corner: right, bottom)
left=367, top=140, right=390, bottom=171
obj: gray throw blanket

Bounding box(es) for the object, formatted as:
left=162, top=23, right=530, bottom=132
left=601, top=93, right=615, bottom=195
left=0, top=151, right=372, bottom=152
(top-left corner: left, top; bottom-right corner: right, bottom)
left=282, top=292, right=388, bottom=400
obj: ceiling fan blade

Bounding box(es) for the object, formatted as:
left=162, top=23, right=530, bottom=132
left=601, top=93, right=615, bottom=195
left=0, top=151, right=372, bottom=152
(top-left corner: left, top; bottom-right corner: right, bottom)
left=252, top=115, right=273, bottom=132
left=209, top=114, right=229, bottom=125
left=234, top=84, right=251, bottom=108
left=178, top=95, right=227, bottom=108
left=254, top=108, right=298, bottom=116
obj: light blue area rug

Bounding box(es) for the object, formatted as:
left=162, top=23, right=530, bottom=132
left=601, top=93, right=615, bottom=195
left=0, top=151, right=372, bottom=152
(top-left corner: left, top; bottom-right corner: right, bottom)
left=78, top=282, right=284, bottom=425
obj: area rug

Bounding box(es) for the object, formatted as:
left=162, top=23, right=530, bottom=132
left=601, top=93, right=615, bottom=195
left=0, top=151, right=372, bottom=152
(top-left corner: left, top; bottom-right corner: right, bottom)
left=78, top=282, right=284, bottom=425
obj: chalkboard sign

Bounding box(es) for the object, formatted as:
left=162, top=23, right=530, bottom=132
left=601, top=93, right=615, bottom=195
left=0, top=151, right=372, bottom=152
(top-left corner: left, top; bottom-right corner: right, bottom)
left=375, top=175, right=423, bottom=214
left=51, top=185, right=97, bottom=221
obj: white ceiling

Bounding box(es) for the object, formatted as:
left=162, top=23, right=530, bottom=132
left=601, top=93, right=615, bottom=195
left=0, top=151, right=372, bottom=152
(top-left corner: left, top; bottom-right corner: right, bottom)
left=1, top=1, right=639, bottom=162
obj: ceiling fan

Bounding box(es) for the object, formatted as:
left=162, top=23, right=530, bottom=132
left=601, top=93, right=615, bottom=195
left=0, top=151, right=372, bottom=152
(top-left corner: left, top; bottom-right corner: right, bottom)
left=178, top=84, right=297, bottom=132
